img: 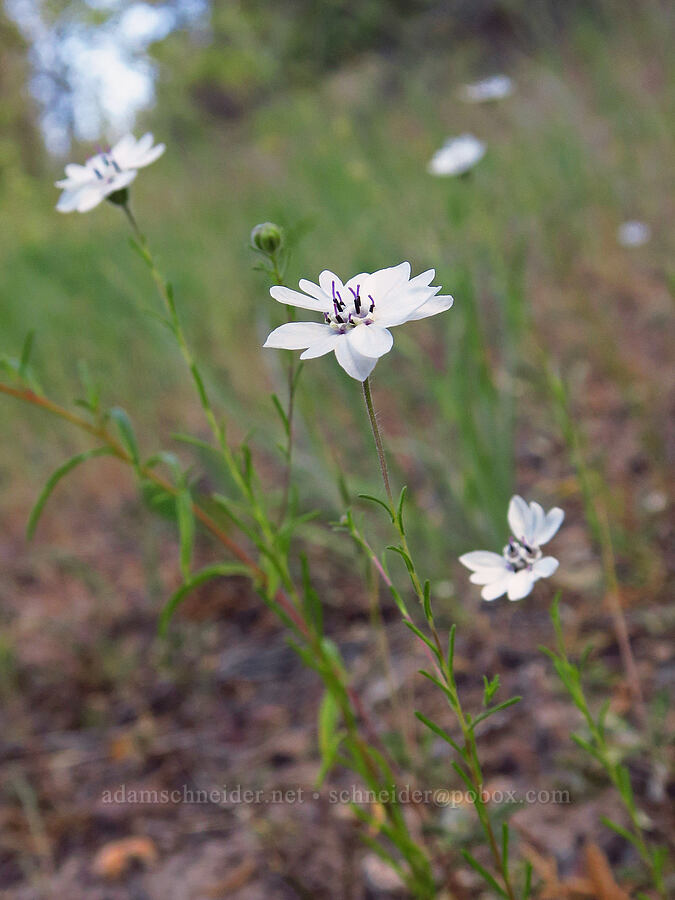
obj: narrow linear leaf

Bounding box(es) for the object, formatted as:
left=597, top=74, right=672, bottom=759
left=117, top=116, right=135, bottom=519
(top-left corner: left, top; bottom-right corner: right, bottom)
left=396, top=485, right=407, bottom=534
left=523, top=860, right=533, bottom=899
left=423, top=580, right=432, bottom=622
left=403, top=621, right=441, bottom=660
left=502, top=822, right=510, bottom=874
left=19, top=331, right=35, bottom=378
left=600, top=816, right=640, bottom=850
left=109, top=407, right=140, bottom=466
left=358, top=493, right=394, bottom=521
left=415, top=711, right=463, bottom=755
left=158, top=563, right=250, bottom=635
left=271, top=393, right=290, bottom=438
left=470, top=696, right=522, bottom=731
left=460, top=850, right=508, bottom=898
left=27, top=448, right=114, bottom=540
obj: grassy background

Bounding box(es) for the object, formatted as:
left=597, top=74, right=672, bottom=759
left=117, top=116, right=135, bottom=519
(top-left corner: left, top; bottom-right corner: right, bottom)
left=1, top=3, right=672, bottom=566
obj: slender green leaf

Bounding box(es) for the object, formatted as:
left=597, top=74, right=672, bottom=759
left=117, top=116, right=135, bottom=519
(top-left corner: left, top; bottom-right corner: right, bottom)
left=19, top=331, right=35, bottom=378
left=415, top=711, right=463, bottom=755
left=158, top=563, right=250, bottom=635
left=27, top=448, right=115, bottom=540
left=460, top=849, right=508, bottom=898
left=396, top=485, right=407, bottom=534
left=358, top=493, right=394, bottom=521
left=469, top=696, right=522, bottom=731
left=109, top=407, right=140, bottom=466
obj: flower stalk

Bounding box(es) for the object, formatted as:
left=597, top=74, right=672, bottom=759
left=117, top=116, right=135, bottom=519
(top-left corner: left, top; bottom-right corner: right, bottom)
left=359, top=377, right=522, bottom=900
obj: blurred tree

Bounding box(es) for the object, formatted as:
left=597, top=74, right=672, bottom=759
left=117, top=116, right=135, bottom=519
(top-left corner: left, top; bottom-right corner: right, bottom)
left=0, top=7, right=43, bottom=185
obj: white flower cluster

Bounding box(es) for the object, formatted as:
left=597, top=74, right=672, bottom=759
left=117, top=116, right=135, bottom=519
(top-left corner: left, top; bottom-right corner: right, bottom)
left=54, top=133, right=564, bottom=603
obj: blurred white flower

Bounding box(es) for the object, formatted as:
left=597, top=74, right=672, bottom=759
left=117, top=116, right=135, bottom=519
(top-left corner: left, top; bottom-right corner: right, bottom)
left=428, top=134, right=486, bottom=177
left=617, top=221, right=651, bottom=247
left=55, top=133, right=165, bottom=213
left=459, top=75, right=513, bottom=103
left=263, top=263, right=453, bottom=381
left=459, top=495, right=564, bottom=601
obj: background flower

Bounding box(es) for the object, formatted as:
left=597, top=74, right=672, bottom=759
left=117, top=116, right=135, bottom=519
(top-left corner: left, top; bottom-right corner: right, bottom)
left=427, top=134, right=486, bottom=176
left=459, top=75, right=513, bottom=103
left=459, top=495, right=564, bottom=601
left=617, top=220, right=651, bottom=247
left=55, top=132, right=165, bottom=213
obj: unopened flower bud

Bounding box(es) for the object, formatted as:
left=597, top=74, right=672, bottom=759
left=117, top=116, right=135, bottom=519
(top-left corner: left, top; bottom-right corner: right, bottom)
left=251, top=222, right=283, bottom=254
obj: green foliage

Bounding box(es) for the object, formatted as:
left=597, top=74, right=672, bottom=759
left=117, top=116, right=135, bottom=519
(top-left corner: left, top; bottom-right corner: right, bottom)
left=544, top=596, right=668, bottom=898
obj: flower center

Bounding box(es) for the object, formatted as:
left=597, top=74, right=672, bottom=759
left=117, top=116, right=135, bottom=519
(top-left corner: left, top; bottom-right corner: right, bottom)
left=502, top=538, right=542, bottom=572
left=323, top=281, right=375, bottom=333
left=90, top=152, right=122, bottom=184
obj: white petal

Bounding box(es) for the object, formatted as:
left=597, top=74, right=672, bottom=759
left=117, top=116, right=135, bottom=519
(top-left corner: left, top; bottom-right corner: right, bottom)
left=263, top=322, right=332, bottom=350
left=347, top=325, right=393, bottom=359
left=344, top=273, right=372, bottom=294
left=56, top=163, right=93, bottom=187
left=300, top=333, right=342, bottom=359
left=104, top=170, right=137, bottom=194
left=298, top=279, right=330, bottom=302
left=56, top=189, right=85, bottom=212
left=406, top=293, right=454, bottom=321
left=532, top=556, right=559, bottom=579
left=74, top=185, right=109, bottom=212
left=481, top=576, right=510, bottom=601
left=507, top=495, right=531, bottom=541
left=375, top=287, right=437, bottom=327
left=334, top=339, right=378, bottom=381
left=507, top=569, right=535, bottom=601
left=536, top=508, right=564, bottom=545
left=318, top=270, right=344, bottom=299
left=135, top=143, right=165, bottom=168
left=270, top=285, right=331, bottom=312
left=368, top=263, right=411, bottom=299
left=459, top=551, right=506, bottom=571
left=408, top=269, right=436, bottom=289
left=527, top=502, right=545, bottom=544
left=110, top=133, right=138, bottom=163
left=470, top=566, right=510, bottom=585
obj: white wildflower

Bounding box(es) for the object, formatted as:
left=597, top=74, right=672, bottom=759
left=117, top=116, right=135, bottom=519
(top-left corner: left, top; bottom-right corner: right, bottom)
left=55, top=133, right=165, bottom=213
left=263, top=262, right=453, bottom=382
left=459, top=495, right=564, bottom=601
left=617, top=221, right=651, bottom=247
left=428, top=134, right=486, bottom=177
left=459, top=75, right=513, bottom=103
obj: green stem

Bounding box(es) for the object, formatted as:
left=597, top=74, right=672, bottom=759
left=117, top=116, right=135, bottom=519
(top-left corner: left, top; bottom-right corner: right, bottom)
left=271, top=254, right=299, bottom=526
left=361, top=377, right=517, bottom=900
left=362, top=376, right=394, bottom=509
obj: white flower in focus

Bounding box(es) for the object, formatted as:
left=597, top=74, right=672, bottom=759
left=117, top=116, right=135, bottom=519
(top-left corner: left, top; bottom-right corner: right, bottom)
left=617, top=221, right=651, bottom=247
left=263, top=263, right=453, bottom=382
left=459, top=75, right=513, bottom=103
left=55, top=133, right=165, bottom=213
left=459, top=495, right=564, bottom=601
left=428, top=134, right=486, bottom=177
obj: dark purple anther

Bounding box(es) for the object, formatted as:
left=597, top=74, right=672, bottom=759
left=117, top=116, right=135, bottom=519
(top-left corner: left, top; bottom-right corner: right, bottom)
left=368, top=294, right=375, bottom=312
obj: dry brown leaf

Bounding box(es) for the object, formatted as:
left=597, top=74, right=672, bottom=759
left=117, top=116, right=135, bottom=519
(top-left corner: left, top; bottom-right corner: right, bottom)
left=204, top=857, right=257, bottom=896
left=584, top=842, right=631, bottom=900
left=91, top=836, right=158, bottom=880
